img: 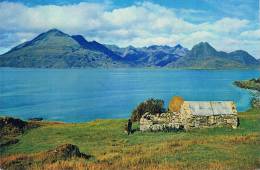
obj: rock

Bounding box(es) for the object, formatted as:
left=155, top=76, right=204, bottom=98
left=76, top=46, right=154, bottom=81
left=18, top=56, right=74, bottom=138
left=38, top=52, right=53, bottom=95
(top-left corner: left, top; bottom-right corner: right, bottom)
left=0, top=117, right=28, bottom=137
left=0, top=117, right=27, bottom=129
left=168, top=96, right=184, bottom=112
left=1, top=144, right=92, bottom=170
left=44, top=144, right=91, bottom=163
left=251, top=98, right=260, bottom=108
left=0, top=138, right=19, bottom=147
left=0, top=117, right=39, bottom=148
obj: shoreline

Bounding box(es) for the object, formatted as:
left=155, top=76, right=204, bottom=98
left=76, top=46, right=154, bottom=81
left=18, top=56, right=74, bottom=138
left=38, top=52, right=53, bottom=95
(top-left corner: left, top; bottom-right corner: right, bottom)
left=1, top=66, right=260, bottom=71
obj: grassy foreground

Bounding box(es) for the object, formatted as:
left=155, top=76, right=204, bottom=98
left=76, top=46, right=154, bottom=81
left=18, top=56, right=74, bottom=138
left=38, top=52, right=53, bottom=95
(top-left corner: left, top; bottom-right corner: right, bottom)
left=1, top=108, right=260, bottom=170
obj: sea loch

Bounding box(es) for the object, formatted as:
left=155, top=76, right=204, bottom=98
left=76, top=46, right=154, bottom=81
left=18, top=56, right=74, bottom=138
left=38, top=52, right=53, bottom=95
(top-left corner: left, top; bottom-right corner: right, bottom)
left=0, top=68, right=259, bottom=122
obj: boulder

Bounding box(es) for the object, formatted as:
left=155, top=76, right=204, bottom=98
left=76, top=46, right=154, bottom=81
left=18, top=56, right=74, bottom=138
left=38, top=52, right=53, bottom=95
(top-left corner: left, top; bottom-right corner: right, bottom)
left=44, top=144, right=91, bottom=163
left=1, top=144, right=91, bottom=170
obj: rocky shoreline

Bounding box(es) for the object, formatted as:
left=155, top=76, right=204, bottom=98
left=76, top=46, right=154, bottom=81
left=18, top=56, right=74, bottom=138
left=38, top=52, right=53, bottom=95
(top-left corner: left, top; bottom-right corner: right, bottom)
left=234, top=77, right=260, bottom=109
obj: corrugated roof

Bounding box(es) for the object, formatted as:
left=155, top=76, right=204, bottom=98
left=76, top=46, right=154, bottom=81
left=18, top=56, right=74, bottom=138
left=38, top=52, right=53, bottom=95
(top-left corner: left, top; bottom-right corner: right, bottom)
left=185, top=101, right=236, bottom=116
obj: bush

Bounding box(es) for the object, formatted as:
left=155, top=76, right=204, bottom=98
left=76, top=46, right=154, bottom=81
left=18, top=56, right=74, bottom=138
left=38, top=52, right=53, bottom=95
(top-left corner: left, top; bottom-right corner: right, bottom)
left=131, top=98, right=165, bottom=122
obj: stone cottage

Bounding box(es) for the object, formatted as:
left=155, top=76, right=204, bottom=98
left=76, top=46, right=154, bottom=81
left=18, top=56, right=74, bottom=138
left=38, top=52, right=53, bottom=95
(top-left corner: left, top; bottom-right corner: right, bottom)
left=140, top=97, right=238, bottom=132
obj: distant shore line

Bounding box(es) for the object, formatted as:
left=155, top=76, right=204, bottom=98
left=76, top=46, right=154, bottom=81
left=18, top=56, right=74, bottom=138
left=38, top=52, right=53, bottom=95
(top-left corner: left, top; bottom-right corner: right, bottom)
left=0, top=66, right=260, bottom=71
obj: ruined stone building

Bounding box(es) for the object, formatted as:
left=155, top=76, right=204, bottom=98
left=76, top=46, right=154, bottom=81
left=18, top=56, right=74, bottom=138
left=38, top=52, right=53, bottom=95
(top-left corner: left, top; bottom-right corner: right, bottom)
left=140, top=97, right=238, bottom=132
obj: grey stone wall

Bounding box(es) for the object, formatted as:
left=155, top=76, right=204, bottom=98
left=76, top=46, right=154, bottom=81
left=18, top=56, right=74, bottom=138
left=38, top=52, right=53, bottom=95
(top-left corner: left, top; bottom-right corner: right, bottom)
left=140, top=112, right=238, bottom=132
left=140, top=112, right=184, bottom=132
left=185, top=114, right=238, bottom=130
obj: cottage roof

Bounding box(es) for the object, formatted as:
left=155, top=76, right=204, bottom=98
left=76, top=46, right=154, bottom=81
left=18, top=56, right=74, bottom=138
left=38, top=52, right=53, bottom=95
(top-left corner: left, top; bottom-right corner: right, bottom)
left=184, top=101, right=237, bottom=116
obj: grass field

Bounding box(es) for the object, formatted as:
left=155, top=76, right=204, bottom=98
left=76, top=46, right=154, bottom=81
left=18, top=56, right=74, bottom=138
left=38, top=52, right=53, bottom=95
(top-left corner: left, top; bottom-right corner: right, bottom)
left=0, top=108, right=260, bottom=170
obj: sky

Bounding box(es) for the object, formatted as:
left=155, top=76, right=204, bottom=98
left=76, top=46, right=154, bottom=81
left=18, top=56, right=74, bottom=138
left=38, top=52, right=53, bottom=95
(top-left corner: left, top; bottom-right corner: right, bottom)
left=0, top=0, right=259, bottom=58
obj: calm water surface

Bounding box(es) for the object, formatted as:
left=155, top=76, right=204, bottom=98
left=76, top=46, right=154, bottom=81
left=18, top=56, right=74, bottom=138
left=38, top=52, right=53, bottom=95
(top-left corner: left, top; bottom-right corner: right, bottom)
left=0, top=68, right=259, bottom=122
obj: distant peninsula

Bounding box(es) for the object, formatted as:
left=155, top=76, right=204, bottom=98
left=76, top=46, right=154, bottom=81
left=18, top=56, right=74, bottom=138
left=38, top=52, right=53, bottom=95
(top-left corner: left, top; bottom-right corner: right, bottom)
left=0, top=29, right=259, bottom=69
left=234, top=78, right=260, bottom=92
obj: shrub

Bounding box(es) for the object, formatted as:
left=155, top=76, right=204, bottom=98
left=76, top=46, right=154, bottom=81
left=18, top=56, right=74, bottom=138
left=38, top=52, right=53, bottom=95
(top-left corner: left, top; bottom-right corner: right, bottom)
left=131, top=98, right=165, bottom=122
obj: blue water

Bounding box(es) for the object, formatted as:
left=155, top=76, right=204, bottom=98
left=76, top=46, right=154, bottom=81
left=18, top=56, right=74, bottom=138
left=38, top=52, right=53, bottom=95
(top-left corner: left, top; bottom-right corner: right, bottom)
left=0, top=68, right=259, bottom=122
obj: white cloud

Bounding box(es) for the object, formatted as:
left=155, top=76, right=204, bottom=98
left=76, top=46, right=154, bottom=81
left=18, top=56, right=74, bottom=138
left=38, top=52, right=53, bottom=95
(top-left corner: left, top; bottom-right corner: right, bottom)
left=0, top=1, right=259, bottom=58
left=240, top=29, right=260, bottom=39
left=200, top=18, right=249, bottom=33
left=0, top=2, right=105, bottom=33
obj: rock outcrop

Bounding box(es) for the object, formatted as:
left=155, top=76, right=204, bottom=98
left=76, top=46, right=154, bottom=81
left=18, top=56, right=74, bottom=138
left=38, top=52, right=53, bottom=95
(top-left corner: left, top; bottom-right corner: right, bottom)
left=0, top=117, right=39, bottom=147
left=0, top=117, right=29, bottom=137
left=43, top=144, right=91, bottom=163
left=252, top=98, right=260, bottom=108
left=0, top=144, right=91, bottom=169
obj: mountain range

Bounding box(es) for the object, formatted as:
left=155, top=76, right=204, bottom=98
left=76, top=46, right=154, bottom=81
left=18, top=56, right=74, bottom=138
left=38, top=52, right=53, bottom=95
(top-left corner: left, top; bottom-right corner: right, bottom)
left=0, top=29, right=259, bottom=69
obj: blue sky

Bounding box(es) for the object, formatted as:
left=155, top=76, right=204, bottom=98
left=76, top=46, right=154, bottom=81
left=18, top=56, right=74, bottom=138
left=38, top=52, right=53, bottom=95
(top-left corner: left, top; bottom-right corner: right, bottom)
left=0, top=0, right=259, bottom=58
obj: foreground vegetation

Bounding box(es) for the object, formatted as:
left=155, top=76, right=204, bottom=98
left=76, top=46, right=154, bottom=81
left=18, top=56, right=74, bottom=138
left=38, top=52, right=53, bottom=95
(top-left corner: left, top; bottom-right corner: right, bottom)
left=131, top=98, right=165, bottom=121
left=0, top=108, right=260, bottom=170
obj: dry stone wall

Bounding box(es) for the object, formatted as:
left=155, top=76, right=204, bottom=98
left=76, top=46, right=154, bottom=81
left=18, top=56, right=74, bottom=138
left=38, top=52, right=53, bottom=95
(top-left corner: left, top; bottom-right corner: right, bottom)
left=140, top=101, right=238, bottom=132
left=185, top=114, right=238, bottom=130
left=140, top=112, right=183, bottom=132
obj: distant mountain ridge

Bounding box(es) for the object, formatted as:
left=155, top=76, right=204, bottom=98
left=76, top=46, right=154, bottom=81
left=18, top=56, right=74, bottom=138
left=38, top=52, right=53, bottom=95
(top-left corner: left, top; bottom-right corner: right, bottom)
left=169, top=42, right=260, bottom=69
left=0, top=29, right=126, bottom=68
left=0, top=29, right=259, bottom=69
left=105, top=44, right=189, bottom=67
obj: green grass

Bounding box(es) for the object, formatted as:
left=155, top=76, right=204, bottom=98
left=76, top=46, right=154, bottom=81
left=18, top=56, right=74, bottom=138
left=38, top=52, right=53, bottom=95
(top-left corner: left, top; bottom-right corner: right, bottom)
left=1, top=108, right=260, bottom=169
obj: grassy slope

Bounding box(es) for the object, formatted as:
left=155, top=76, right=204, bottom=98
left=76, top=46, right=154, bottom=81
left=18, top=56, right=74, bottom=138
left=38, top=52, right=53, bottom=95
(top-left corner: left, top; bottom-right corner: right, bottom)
left=1, top=108, right=260, bottom=170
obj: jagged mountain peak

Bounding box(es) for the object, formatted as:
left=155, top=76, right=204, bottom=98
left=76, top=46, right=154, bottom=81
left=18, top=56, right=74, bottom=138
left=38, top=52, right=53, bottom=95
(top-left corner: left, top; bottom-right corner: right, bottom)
left=193, top=42, right=214, bottom=49
left=8, top=29, right=72, bottom=53
left=145, top=44, right=186, bottom=52
left=71, top=34, right=86, bottom=40
left=190, top=42, right=217, bottom=57
left=230, top=50, right=250, bottom=55
left=71, top=35, right=121, bottom=60
left=71, top=35, right=88, bottom=45
left=126, top=45, right=136, bottom=50
left=174, top=44, right=183, bottom=49
left=36, top=28, right=69, bottom=39
left=45, top=28, right=65, bottom=34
